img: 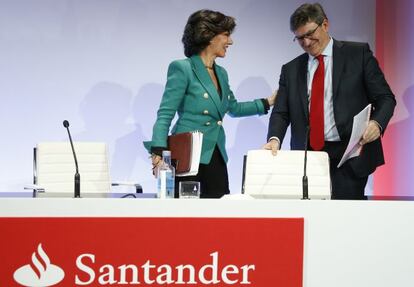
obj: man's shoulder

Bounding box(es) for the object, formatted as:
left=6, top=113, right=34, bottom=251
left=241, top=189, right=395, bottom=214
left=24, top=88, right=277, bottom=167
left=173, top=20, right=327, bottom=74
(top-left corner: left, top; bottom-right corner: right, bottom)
left=334, top=39, right=370, bottom=51
left=283, top=53, right=308, bottom=68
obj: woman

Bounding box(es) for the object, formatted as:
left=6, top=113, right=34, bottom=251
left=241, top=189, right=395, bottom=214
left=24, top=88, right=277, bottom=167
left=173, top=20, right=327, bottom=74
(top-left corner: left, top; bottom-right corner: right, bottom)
left=144, top=9, right=276, bottom=198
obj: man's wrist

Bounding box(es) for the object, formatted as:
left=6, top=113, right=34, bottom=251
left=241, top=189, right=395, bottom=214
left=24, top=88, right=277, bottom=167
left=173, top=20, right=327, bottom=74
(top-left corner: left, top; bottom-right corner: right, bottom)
left=268, top=136, right=280, bottom=147
left=370, top=120, right=383, bottom=133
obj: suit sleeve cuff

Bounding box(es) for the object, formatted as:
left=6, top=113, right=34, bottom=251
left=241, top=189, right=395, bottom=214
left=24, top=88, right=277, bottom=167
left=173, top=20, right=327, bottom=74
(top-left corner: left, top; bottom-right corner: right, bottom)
left=268, top=136, right=281, bottom=146
left=371, top=120, right=383, bottom=134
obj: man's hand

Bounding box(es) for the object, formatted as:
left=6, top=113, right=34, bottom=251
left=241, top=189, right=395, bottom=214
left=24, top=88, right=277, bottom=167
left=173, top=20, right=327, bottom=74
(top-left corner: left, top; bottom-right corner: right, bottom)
left=267, top=90, right=278, bottom=106
left=262, top=138, right=280, bottom=155
left=359, top=120, right=381, bottom=145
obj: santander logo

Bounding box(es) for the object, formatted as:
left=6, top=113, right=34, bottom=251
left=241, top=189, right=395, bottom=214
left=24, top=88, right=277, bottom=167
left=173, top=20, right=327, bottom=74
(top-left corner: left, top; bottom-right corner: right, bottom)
left=13, top=243, right=65, bottom=287
left=11, top=246, right=254, bottom=286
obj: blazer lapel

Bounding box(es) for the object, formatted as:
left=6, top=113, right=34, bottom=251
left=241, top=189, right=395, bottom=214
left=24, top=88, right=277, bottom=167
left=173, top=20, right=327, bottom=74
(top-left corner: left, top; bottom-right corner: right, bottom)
left=190, top=56, right=223, bottom=115
left=297, top=54, right=309, bottom=119
left=332, top=39, right=345, bottom=101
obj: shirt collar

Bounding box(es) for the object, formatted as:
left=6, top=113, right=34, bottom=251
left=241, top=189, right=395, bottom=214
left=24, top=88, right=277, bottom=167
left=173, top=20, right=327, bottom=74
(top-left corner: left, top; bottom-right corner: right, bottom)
left=309, top=37, right=333, bottom=61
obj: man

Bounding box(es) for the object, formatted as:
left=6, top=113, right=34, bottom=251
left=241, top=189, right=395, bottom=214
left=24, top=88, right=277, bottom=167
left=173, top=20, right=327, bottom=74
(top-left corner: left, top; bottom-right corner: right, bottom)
left=264, top=3, right=396, bottom=199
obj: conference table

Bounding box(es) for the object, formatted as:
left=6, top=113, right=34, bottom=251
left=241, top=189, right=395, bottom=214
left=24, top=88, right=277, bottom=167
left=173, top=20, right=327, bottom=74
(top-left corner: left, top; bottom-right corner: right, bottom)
left=0, top=193, right=413, bottom=287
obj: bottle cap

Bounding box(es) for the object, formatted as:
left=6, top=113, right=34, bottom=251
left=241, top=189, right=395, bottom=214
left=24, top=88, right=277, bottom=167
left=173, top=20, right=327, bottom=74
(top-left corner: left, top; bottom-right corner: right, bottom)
left=162, top=150, right=171, bottom=156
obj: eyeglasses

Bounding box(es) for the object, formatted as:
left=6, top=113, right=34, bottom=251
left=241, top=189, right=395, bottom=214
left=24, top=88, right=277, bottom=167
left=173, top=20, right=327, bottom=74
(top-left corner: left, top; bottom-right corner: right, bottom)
left=293, top=24, right=321, bottom=42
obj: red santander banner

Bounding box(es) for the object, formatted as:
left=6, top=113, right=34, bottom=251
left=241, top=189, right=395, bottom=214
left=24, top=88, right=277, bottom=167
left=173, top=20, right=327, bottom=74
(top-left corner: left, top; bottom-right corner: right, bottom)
left=0, top=217, right=303, bottom=286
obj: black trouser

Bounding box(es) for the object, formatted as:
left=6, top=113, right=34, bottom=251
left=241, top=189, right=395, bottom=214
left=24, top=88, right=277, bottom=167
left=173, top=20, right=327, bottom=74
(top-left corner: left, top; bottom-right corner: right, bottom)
left=322, top=141, right=368, bottom=200
left=174, top=146, right=230, bottom=198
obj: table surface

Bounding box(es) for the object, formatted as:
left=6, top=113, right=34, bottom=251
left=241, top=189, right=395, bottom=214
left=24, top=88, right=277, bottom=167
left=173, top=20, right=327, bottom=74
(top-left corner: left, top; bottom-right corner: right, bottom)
left=1, top=196, right=413, bottom=287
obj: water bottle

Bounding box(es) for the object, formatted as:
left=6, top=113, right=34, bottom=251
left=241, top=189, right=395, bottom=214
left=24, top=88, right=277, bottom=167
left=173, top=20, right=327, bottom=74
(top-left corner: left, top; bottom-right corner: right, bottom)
left=157, top=150, right=175, bottom=199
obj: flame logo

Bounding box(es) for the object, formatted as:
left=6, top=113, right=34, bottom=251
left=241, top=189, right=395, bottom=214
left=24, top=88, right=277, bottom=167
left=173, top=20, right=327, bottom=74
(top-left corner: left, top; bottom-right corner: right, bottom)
left=13, top=243, right=65, bottom=287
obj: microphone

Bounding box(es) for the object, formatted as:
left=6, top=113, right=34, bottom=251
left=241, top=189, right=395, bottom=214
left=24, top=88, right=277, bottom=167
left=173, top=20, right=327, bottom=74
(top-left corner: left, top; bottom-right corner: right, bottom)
left=63, top=120, right=80, bottom=198
left=302, top=126, right=310, bottom=200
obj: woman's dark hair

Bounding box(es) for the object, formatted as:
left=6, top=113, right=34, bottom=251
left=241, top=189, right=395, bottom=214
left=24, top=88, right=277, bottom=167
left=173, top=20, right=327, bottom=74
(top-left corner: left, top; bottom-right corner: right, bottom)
left=290, top=3, right=327, bottom=32
left=182, top=9, right=236, bottom=57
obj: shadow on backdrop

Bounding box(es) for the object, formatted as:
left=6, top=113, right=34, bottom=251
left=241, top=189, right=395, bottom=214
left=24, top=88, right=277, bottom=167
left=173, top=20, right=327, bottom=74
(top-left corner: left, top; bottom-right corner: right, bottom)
left=112, top=83, right=164, bottom=190
left=227, top=77, right=271, bottom=193
left=75, top=81, right=132, bottom=180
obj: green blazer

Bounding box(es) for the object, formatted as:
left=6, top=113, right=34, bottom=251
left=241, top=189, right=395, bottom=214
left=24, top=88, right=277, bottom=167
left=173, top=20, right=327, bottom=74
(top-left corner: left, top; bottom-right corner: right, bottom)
left=144, top=55, right=266, bottom=164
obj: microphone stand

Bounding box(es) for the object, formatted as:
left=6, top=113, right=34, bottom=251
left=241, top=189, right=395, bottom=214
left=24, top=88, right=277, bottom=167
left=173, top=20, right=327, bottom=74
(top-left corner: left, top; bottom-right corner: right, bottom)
left=302, top=126, right=310, bottom=200
left=63, top=120, right=80, bottom=198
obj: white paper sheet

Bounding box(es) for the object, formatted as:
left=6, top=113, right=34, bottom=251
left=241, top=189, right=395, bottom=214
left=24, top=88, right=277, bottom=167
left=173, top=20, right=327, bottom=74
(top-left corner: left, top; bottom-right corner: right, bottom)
left=337, top=104, right=372, bottom=168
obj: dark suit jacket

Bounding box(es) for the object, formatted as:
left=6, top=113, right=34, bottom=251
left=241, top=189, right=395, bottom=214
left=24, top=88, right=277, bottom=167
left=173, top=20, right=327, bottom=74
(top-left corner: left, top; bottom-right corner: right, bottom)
left=267, top=39, right=396, bottom=177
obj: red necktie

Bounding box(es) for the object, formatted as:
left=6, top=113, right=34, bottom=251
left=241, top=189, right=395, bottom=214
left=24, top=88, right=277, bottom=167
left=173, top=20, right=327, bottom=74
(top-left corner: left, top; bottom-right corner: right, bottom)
left=310, top=55, right=325, bottom=151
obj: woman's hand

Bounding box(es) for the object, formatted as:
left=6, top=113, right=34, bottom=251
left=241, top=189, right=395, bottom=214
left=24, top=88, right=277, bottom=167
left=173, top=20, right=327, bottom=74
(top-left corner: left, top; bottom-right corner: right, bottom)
left=267, top=90, right=278, bottom=106
left=151, top=154, right=163, bottom=177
